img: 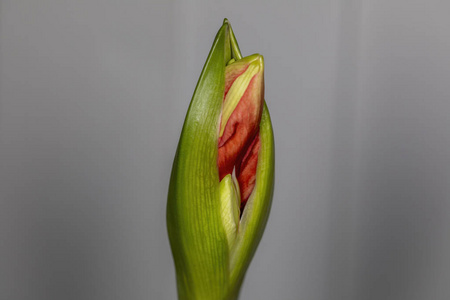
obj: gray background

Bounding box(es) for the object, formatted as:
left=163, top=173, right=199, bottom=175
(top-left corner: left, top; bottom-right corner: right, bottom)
left=1, top=1, right=450, bottom=299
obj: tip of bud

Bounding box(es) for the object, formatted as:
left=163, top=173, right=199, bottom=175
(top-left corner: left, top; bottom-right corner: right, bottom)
left=236, top=54, right=264, bottom=71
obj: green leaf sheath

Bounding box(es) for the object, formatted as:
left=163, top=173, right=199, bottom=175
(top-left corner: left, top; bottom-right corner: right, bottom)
left=167, top=23, right=230, bottom=300
left=229, top=103, right=275, bottom=295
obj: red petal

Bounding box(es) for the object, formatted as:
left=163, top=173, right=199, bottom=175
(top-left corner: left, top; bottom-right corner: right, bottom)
left=218, top=74, right=263, bottom=180
left=236, top=133, right=260, bottom=210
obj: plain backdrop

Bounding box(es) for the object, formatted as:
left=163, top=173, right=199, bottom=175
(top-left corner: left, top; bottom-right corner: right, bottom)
left=1, top=1, right=450, bottom=300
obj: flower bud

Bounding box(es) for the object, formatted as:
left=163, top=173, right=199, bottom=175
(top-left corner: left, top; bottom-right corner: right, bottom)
left=167, top=19, right=274, bottom=300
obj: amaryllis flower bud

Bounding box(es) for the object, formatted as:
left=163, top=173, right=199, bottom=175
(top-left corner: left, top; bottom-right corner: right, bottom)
left=167, top=19, right=274, bottom=300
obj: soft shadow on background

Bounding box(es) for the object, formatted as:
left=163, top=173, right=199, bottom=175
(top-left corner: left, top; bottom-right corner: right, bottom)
left=1, top=1, right=450, bottom=300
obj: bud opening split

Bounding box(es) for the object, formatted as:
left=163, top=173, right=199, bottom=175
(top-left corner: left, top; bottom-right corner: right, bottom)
left=218, top=54, right=264, bottom=214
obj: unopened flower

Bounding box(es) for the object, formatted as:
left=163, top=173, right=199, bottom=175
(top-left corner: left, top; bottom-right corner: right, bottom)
left=167, top=19, right=274, bottom=300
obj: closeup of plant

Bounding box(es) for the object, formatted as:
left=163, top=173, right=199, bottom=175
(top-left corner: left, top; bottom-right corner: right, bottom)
left=167, top=19, right=274, bottom=300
